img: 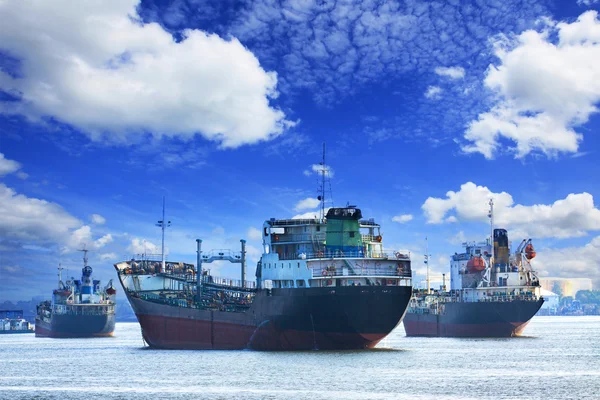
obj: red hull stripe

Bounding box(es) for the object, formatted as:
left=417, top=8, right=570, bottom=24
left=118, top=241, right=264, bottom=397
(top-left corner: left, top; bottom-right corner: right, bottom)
left=137, top=314, right=387, bottom=350
left=403, top=319, right=531, bottom=337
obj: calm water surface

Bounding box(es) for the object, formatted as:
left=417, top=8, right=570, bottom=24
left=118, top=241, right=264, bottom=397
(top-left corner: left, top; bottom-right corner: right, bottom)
left=1, top=316, right=599, bottom=399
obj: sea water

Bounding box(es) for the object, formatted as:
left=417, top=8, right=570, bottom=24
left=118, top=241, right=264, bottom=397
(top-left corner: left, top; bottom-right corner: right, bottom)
left=1, top=316, right=598, bottom=399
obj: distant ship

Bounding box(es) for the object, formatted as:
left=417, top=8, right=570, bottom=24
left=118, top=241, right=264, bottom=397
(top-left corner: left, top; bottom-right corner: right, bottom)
left=35, top=251, right=116, bottom=338
left=0, top=310, right=33, bottom=334
left=403, top=200, right=544, bottom=337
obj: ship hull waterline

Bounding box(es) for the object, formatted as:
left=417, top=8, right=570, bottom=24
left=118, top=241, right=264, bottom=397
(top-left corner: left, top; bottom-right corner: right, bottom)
left=403, top=299, right=544, bottom=338
left=34, top=313, right=115, bottom=338
left=125, top=285, right=412, bottom=350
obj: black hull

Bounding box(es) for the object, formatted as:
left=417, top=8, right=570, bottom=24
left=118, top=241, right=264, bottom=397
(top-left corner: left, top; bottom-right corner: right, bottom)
left=126, top=285, right=412, bottom=350
left=403, top=300, right=544, bottom=337
left=35, top=313, right=115, bottom=338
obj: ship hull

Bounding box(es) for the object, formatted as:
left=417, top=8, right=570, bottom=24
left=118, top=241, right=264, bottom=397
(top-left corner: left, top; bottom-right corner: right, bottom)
left=403, top=299, right=544, bottom=337
left=35, top=313, right=115, bottom=338
left=126, top=285, right=412, bottom=350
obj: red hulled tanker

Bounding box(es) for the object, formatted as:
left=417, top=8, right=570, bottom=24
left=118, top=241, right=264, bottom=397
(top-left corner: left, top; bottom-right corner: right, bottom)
left=403, top=200, right=544, bottom=337
left=115, top=206, right=413, bottom=350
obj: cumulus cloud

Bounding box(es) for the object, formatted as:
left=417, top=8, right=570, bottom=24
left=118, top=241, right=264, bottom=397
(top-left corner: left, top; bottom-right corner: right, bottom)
left=127, top=238, right=160, bottom=255
left=464, top=11, right=600, bottom=159
left=99, top=252, right=118, bottom=261
left=294, top=197, right=321, bottom=211
left=392, top=214, right=413, bottom=223
left=0, top=0, right=291, bottom=148
left=292, top=208, right=330, bottom=220
left=424, top=86, right=442, bottom=99
left=535, top=236, right=600, bottom=288
left=247, top=227, right=262, bottom=241
left=64, top=227, right=113, bottom=252
left=0, top=154, right=21, bottom=177
left=435, top=66, right=465, bottom=79
left=422, top=182, right=600, bottom=238
left=0, top=183, right=81, bottom=243
left=91, top=214, right=106, bottom=225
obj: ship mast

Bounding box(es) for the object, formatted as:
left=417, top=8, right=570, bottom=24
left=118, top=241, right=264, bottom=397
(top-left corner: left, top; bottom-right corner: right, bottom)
left=488, top=199, right=494, bottom=267
left=80, top=246, right=89, bottom=267
left=425, top=236, right=430, bottom=294
left=156, top=196, right=171, bottom=274
left=57, top=263, right=63, bottom=285
left=319, top=143, right=326, bottom=221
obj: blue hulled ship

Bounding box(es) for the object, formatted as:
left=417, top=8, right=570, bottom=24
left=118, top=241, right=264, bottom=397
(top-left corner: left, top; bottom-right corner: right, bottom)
left=35, top=250, right=116, bottom=338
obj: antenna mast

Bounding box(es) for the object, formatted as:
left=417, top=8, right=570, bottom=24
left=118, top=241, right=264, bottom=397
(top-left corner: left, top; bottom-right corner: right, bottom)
left=156, top=196, right=171, bottom=273
left=425, top=236, right=430, bottom=294
left=79, top=246, right=89, bottom=267
left=488, top=199, right=494, bottom=267
left=58, top=263, right=63, bottom=285
left=320, top=143, right=326, bottom=221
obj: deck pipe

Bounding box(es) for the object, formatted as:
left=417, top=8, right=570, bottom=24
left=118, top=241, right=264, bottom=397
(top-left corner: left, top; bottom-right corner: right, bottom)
left=241, top=239, right=246, bottom=288
left=196, top=239, right=202, bottom=300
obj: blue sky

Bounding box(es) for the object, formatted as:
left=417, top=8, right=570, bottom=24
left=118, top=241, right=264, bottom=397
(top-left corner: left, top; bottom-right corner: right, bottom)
left=1, top=0, right=600, bottom=301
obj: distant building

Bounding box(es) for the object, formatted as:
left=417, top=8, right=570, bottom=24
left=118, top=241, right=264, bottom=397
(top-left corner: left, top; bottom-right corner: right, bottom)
left=540, top=278, right=593, bottom=298
left=539, top=288, right=560, bottom=314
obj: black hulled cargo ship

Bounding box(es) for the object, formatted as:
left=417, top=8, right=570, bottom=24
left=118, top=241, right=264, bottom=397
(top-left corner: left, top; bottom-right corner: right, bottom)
left=403, top=200, right=544, bottom=337
left=115, top=206, right=413, bottom=350
left=35, top=251, right=116, bottom=338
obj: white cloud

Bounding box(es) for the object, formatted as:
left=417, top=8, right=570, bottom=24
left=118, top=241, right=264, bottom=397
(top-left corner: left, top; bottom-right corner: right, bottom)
left=306, top=164, right=334, bottom=178
left=0, top=154, right=21, bottom=177
left=535, top=236, right=600, bottom=288
left=91, top=214, right=106, bottom=225
left=95, top=234, right=113, bottom=248
left=464, top=11, right=600, bottom=159
left=16, top=171, right=29, bottom=180
left=425, top=86, right=442, bottom=99
left=292, top=208, right=330, bottom=219
left=0, top=0, right=291, bottom=148
left=99, top=252, right=118, bottom=261
left=127, top=238, right=160, bottom=255
left=294, top=197, right=320, bottom=211
left=434, top=66, right=465, bottom=79
left=577, top=0, right=599, bottom=6
left=64, top=228, right=113, bottom=252
left=0, top=183, right=81, bottom=243
left=392, top=214, right=413, bottom=223
left=228, top=0, right=548, bottom=105
left=422, top=182, right=600, bottom=238
left=247, top=227, right=262, bottom=241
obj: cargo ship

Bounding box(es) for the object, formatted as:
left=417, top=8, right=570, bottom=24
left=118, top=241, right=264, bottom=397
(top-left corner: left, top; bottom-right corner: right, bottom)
left=0, top=310, right=33, bottom=334
left=35, top=251, right=116, bottom=338
left=403, top=200, right=544, bottom=337
left=115, top=203, right=413, bottom=350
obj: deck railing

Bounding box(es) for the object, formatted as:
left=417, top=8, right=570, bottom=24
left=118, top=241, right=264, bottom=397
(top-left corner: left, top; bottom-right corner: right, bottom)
left=276, top=250, right=410, bottom=261
left=312, top=267, right=412, bottom=278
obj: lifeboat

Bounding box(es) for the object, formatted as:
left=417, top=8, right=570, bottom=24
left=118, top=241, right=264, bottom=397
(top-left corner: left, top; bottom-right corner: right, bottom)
left=466, top=256, right=486, bottom=273
left=106, top=287, right=117, bottom=295
left=525, top=243, right=536, bottom=260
